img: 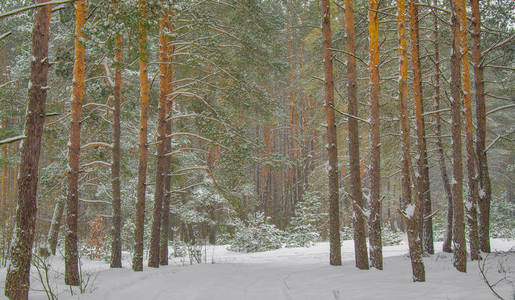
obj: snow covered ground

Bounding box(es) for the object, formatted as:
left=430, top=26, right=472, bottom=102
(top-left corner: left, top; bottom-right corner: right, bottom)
left=1, top=238, right=514, bottom=299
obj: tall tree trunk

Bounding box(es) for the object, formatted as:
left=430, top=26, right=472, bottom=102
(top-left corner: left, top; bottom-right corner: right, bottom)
left=132, top=0, right=150, bottom=272
left=367, top=0, right=382, bottom=270
left=397, top=0, right=425, bottom=282
left=65, top=0, right=86, bottom=286
left=431, top=0, right=453, bottom=253
left=1, top=129, right=6, bottom=225
left=470, top=0, right=491, bottom=253
left=456, top=0, right=480, bottom=261
left=450, top=3, right=467, bottom=272
left=344, top=0, right=369, bottom=270
left=321, top=0, right=341, bottom=266
left=110, top=2, right=123, bottom=268
left=47, top=197, right=65, bottom=256
left=149, top=7, right=170, bottom=268
left=264, top=124, right=272, bottom=219
left=408, top=0, right=434, bottom=255
left=4, top=1, right=52, bottom=298
left=160, top=21, right=175, bottom=266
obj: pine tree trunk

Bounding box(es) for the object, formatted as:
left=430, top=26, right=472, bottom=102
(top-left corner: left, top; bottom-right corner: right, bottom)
left=450, top=4, right=467, bottom=272
left=4, top=1, right=51, bottom=298
left=321, top=0, right=341, bottom=266
left=65, top=0, right=86, bottom=286
left=470, top=0, right=491, bottom=253
left=132, top=0, right=150, bottom=272
left=110, top=4, right=123, bottom=268
left=47, top=197, right=65, bottom=256
left=343, top=0, right=369, bottom=270
left=433, top=0, right=453, bottom=253
left=367, top=0, right=382, bottom=270
left=431, top=2, right=453, bottom=253
left=149, top=8, right=170, bottom=268
left=408, top=0, right=434, bottom=255
left=397, top=0, right=425, bottom=282
left=264, top=124, right=271, bottom=219
left=160, top=21, right=174, bottom=266
left=456, top=0, right=480, bottom=261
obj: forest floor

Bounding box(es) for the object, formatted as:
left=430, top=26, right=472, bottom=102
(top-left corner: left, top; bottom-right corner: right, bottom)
left=1, top=238, right=514, bottom=299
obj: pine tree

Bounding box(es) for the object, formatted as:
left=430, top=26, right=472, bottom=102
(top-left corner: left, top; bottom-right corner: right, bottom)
left=133, top=0, right=150, bottom=272
left=321, top=0, right=341, bottom=266
left=65, top=0, right=87, bottom=286
left=4, top=1, right=52, bottom=297
left=367, top=0, right=383, bottom=270
left=397, top=0, right=425, bottom=281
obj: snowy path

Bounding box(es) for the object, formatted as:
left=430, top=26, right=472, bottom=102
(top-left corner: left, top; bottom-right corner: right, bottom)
left=1, top=239, right=514, bottom=299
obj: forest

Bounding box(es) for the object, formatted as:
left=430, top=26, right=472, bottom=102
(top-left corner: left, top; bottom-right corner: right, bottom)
left=0, top=0, right=514, bottom=299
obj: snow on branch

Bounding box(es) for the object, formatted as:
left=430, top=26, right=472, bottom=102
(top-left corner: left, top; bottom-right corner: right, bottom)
left=165, top=147, right=208, bottom=157
left=0, top=0, right=74, bottom=19
left=0, top=135, right=26, bottom=146
left=486, top=104, right=515, bottom=116
left=80, top=142, right=113, bottom=151
left=80, top=161, right=112, bottom=169
left=82, top=102, right=113, bottom=111
left=79, top=198, right=111, bottom=205
left=0, top=31, right=12, bottom=42
left=171, top=167, right=209, bottom=176
left=329, top=103, right=371, bottom=125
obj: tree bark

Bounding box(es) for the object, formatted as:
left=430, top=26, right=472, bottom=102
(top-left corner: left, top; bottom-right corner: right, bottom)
left=47, top=197, right=65, bottom=256
left=470, top=0, right=491, bottom=253
left=264, top=124, right=272, bottom=219
left=4, top=1, right=51, bottom=298
left=408, top=0, right=434, bottom=255
left=431, top=0, right=453, bottom=253
left=160, top=20, right=175, bottom=266
left=397, top=0, right=425, bottom=282
left=110, top=1, right=123, bottom=268
left=132, top=0, right=150, bottom=272
left=367, top=0, right=382, bottom=270
left=450, top=3, right=467, bottom=272
left=344, top=0, right=369, bottom=270
left=149, top=7, right=170, bottom=268
left=321, top=0, right=341, bottom=266
left=65, top=0, right=86, bottom=286
left=456, top=0, right=480, bottom=261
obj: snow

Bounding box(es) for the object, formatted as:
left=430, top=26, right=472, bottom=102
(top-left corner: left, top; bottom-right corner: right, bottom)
left=405, top=203, right=416, bottom=218
left=0, top=239, right=514, bottom=300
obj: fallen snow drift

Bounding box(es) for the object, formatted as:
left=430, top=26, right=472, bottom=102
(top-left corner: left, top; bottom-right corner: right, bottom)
left=1, top=239, right=513, bottom=299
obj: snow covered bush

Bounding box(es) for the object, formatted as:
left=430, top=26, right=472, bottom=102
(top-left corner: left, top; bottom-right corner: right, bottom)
left=432, top=220, right=446, bottom=242
left=490, top=196, right=515, bottom=239
left=286, top=191, right=322, bottom=247
left=170, top=240, right=188, bottom=258
left=381, top=227, right=403, bottom=246
left=228, top=212, right=284, bottom=252
left=340, top=226, right=354, bottom=241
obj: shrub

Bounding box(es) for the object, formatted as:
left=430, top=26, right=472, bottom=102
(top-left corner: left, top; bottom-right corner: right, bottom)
left=381, top=227, right=403, bottom=246
left=286, top=191, right=322, bottom=247
left=228, top=213, right=284, bottom=252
